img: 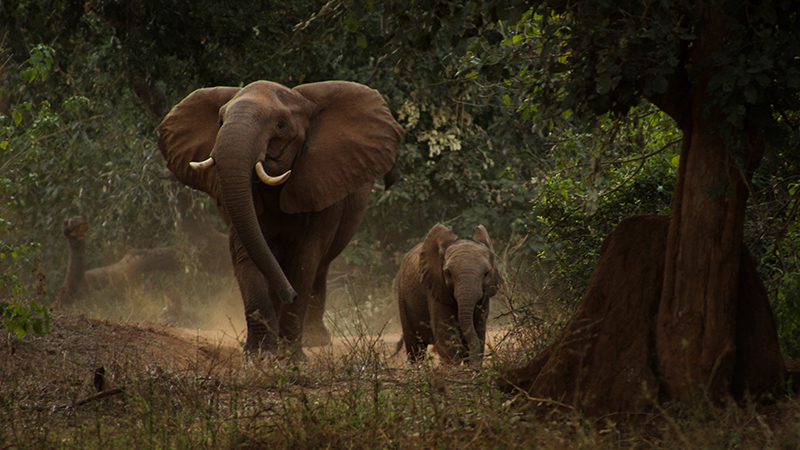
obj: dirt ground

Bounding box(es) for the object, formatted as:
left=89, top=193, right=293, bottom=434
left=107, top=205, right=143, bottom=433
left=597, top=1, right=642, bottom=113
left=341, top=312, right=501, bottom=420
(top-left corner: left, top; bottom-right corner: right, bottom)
left=1, top=309, right=508, bottom=409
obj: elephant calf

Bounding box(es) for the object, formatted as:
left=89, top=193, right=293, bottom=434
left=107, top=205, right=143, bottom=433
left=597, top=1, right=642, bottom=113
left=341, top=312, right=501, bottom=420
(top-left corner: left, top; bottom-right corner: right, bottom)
left=397, top=224, right=502, bottom=367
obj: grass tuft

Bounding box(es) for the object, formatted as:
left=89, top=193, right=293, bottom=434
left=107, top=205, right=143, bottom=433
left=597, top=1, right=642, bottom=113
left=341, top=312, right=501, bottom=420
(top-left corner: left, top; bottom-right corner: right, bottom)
left=3, top=253, right=800, bottom=448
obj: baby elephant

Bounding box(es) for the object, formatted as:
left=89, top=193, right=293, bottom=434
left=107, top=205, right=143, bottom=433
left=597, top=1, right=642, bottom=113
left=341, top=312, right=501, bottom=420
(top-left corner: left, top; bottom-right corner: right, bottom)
left=397, top=224, right=502, bottom=367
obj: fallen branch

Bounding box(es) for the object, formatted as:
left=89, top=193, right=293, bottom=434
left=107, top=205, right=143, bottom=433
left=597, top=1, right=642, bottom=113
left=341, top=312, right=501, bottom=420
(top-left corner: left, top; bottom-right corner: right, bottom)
left=73, top=387, right=125, bottom=407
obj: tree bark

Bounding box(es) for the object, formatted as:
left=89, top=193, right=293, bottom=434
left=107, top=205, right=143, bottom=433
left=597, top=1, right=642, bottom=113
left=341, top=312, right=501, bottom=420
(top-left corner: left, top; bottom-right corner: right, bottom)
left=499, top=215, right=666, bottom=412
left=498, top=1, right=786, bottom=413
left=498, top=215, right=785, bottom=413
left=655, top=2, right=768, bottom=402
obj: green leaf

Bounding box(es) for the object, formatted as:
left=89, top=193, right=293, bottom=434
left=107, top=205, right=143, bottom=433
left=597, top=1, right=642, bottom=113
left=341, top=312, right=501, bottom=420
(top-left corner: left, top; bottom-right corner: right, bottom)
left=31, top=319, right=43, bottom=335
left=744, top=86, right=758, bottom=103
left=356, top=33, right=367, bottom=49
left=12, top=111, right=22, bottom=125
left=671, top=155, right=680, bottom=168
left=483, top=30, right=503, bottom=45
left=345, top=15, right=360, bottom=33
left=596, top=76, right=612, bottom=95
left=653, top=76, right=669, bottom=94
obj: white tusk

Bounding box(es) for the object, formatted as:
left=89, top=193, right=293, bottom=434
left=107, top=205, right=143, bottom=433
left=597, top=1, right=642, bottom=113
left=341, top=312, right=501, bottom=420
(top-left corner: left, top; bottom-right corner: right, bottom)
left=255, top=161, right=291, bottom=186
left=190, top=157, right=215, bottom=171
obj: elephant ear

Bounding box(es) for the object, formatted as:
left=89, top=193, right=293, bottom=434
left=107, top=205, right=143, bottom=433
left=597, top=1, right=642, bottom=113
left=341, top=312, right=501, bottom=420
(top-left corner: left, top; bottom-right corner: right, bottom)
left=282, top=81, right=405, bottom=214
left=419, top=224, right=459, bottom=305
left=156, top=87, right=241, bottom=198
left=474, top=225, right=504, bottom=295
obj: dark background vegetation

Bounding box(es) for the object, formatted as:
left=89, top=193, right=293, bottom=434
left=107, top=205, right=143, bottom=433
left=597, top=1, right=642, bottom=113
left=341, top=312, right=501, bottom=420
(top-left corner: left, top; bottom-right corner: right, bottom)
left=2, top=0, right=800, bottom=356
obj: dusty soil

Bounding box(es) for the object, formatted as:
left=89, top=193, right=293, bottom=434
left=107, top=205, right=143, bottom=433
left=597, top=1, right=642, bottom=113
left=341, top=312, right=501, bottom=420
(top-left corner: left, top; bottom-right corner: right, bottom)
left=1, top=310, right=509, bottom=411
left=2, top=312, right=236, bottom=406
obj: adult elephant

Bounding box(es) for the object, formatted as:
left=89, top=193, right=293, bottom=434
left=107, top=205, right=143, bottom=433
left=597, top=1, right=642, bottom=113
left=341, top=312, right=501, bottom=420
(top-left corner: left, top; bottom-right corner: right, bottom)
left=157, top=80, right=404, bottom=356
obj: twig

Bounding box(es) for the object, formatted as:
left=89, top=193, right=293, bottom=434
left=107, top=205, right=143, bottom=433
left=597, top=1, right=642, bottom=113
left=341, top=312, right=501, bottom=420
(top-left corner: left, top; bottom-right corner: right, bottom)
left=612, top=137, right=682, bottom=164
left=597, top=155, right=647, bottom=199
left=362, top=55, right=387, bottom=85
left=502, top=381, right=578, bottom=411
left=73, top=387, right=125, bottom=406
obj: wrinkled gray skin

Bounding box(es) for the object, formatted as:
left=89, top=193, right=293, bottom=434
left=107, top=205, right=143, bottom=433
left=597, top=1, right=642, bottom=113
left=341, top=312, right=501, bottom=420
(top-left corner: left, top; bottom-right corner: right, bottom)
left=397, top=224, right=502, bottom=367
left=157, top=80, right=403, bottom=357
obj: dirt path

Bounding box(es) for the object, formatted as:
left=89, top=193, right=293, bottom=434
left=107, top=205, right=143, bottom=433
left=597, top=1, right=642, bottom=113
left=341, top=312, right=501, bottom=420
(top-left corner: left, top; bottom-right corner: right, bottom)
left=2, top=310, right=511, bottom=406
left=164, top=326, right=509, bottom=366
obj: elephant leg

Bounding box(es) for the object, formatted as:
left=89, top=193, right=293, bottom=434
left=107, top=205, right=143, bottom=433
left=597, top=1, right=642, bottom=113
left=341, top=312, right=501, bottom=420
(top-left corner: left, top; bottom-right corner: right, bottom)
left=403, top=334, right=424, bottom=362
left=474, top=298, right=490, bottom=354
left=431, top=305, right=464, bottom=364
left=302, top=187, right=370, bottom=347
left=234, top=259, right=280, bottom=355
left=399, top=297, right=433, bottom=362
left=303, top=262, right=332, bottom=347
left=403, top=328, right=432, bottom=362
left=276, top=249, right=325, bottom=354
left=229, top=230, right=280, bottom=356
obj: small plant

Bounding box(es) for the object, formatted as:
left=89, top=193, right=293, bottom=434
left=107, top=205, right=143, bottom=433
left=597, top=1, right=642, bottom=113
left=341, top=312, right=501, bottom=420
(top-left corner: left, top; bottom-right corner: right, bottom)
left=0, top=239, right=50, bottom=338
left=1, top=299, right=50, bottom=338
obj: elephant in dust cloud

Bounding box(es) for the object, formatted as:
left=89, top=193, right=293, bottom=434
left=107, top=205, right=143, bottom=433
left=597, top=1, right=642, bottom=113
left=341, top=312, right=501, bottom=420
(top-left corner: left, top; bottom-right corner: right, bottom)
left=54, top=213, right=230, bottom=310
left=54, top=217, right=182, bottom=308
left=397, top=224, right=502, bottom=367
left=157, top=80, right=404, bottom=357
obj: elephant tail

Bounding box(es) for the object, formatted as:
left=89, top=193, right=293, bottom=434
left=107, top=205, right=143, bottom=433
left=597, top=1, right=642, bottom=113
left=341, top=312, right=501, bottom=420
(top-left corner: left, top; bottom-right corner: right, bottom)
left=391, top=335, right=404, bottom=358
left=372, top=163, right=401, bottom=193
left=383, top=163, right=401, bottom=190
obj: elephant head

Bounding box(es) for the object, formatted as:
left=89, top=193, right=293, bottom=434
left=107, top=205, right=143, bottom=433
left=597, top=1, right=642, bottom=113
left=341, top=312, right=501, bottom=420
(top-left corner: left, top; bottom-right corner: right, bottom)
left=157, top=81, right=404, bottom=305
left=420, top=224, right=502, bottom=366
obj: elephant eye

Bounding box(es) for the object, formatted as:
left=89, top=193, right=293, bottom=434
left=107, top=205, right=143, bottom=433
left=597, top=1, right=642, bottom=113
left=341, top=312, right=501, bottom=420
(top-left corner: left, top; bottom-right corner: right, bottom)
left=276, top=120, right=287, bottom=130
left=443, top=269, right=452, bottom=279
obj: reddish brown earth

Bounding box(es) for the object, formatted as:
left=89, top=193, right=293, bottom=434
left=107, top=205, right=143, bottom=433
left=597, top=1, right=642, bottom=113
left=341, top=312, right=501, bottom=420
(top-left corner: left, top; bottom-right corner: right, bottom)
left=2, top=308, right=510, bottom=410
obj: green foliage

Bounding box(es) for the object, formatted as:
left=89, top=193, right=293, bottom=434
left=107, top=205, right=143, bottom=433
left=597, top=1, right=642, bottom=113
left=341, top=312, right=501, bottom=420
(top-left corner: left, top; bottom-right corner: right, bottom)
left=773, top=289, right=800, bottom=358
left=448, top=1, right=800, bottom=143
left=0, top=240, right=44, bottom=296
left=1, top=40, right=183, bottom=294
left=293, top=1, right=549, bottom=260
left=18, top=44, right=54, bottom=83
left=523, top=106, right=680, bottom=303
left=1, top=299, right=50, bottom=338
left=3, top=0, right=800, bottom=359
left=750, top=172, right=800, bottom=357
left=1, top=45, right=53, bottom=307
left=324, top=0, right=800, bottom=355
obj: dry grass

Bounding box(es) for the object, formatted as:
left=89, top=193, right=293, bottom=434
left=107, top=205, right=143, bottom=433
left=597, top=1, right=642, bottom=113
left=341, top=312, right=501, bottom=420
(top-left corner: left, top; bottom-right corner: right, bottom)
left=5, top=314, right=800, bottom=450
left=3, top=259, right=800, bottom=449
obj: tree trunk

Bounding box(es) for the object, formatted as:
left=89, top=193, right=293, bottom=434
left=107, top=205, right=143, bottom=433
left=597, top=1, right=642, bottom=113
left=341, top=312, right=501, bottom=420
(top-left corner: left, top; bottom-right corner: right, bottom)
left=499, top=215, right=666, bottom=412
left=655, top=116, right=760, bottom=401
left=497, top=2, right=786, bottom=413
left=498, top=215, right=785, bottom=413
left=655, top=2, right=771, bottom=402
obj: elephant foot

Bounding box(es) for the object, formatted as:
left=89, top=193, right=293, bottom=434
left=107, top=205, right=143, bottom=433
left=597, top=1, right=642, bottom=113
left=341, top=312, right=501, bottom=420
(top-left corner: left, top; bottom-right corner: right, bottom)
left=302, top=323, right=332, bottom=347
left=243, top=332, right=279, bottom=357
left=289, top=345, right=309, bottom=363
left=243, top=338, right=308, bottom=363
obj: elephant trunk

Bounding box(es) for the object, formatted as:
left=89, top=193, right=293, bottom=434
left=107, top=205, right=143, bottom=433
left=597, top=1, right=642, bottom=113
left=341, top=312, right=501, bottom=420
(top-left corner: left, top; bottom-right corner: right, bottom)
left=57, top=231, right=87, bottom=307
left=455, top=284, right=483, bottom=368
left=215, top=127, right=297, bottom=305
